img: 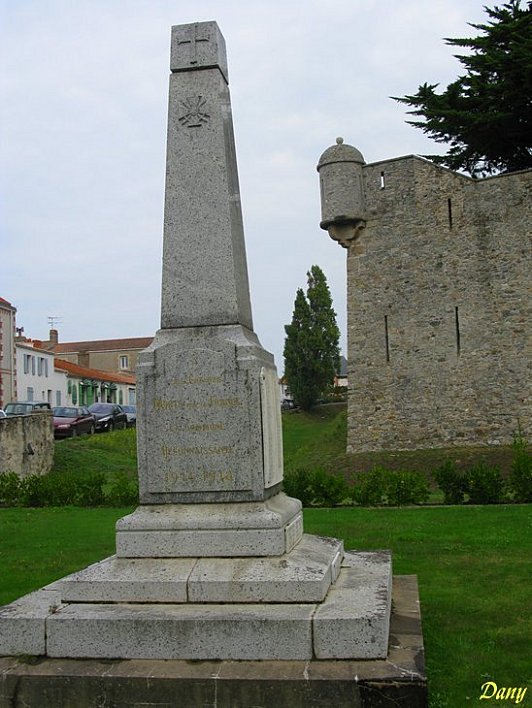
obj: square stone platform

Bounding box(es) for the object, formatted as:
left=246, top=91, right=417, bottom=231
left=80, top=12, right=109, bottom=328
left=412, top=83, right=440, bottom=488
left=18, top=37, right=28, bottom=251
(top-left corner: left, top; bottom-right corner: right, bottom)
left=0, top=542, right=392, bottom=662
left=0, top=576, right=427, bottom=708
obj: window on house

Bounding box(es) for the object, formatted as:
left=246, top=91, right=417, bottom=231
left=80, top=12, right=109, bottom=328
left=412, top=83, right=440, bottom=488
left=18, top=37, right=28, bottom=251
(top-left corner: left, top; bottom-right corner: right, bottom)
left=27, top=387, right=34, bottom=401
left=31, top=357, right=35, bottom=375
left=56, top=390, right=62, bottom=406
left=119, top=355, right=129, bottom=370
left=23, top=354, right=30, bottom=374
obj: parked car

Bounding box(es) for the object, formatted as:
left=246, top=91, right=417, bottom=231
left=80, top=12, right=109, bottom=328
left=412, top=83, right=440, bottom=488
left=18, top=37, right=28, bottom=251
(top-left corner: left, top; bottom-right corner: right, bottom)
left=88, top=403, right=128, bottom=432
left=52, top=406, right=96, bottom=438
left=0, top=409, right=6, bottom=418
left=4, top=401, right=52, bottom=416
left=121, top=404, right=137, bottom=428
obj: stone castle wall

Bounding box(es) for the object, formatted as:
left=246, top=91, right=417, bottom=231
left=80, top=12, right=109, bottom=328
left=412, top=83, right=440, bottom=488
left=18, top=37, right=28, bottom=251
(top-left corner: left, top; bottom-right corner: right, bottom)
left=346, top=156, right=530, bottom=452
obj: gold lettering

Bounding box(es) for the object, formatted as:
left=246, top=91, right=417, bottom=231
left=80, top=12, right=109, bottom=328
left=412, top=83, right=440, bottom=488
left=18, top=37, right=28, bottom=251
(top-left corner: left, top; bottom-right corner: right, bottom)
left=154, top=397, right=241, bottom=410
left=189, top=423, right=225, bottom=432
left=161, top=444, right=232, bottom=458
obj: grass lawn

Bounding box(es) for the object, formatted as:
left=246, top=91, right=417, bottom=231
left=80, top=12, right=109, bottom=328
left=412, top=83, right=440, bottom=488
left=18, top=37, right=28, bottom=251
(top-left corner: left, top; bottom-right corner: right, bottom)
left=1, top=504, right=530, bottom=707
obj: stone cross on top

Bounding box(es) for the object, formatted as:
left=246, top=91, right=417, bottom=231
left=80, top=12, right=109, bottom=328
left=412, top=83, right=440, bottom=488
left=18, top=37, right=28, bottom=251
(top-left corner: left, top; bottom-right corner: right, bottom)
left=170, top=21, right=229, bottom=83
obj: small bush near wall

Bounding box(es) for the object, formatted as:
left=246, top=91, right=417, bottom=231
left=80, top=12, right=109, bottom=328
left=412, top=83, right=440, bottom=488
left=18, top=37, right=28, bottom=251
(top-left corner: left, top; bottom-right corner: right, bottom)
left=284, top=468, right=348, bottom=507
left=467, top=462, right=504, bottom=504
left=385, top=470, right=430, bottom=506
left=509, top=429, right=532, bottom=502
left=433, top=461, right=469, bottom=505
left=352, top=467, right=388, bottom=506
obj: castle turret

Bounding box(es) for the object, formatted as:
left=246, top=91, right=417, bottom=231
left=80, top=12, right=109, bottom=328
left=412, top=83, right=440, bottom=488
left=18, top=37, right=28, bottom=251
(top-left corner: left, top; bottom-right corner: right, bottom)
left=317, top=137, right=366, bottom=248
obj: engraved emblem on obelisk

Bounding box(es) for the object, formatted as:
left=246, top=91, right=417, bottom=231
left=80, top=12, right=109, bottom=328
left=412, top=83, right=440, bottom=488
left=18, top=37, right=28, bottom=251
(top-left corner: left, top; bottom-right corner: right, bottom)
left=178, top=96, right=210, bottom=127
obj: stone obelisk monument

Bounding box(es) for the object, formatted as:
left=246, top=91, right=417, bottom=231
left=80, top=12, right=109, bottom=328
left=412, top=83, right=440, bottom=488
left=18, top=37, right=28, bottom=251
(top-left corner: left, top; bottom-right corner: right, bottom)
left=0, top=22, right=394, bottom=663
left=123, top=20, right=303, bottom=554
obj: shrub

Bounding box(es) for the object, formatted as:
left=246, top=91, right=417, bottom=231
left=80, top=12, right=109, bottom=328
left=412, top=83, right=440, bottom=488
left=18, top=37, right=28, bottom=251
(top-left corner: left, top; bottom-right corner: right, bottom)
left=433, top=460, right=469, bottom=505
left=19, top=472, right=78, bottom=507
left=310, top=468, right=349, bottom=507
left=509, top=429, right=532, bottom=502
left=0, top=472, right=22, bottom=506
left=385, top=470, right=430, bottom=506
left=75, top=472, right=106, bottom=506
left=106, top=471, right=139, bottom=506
left=353, top=467, right=389, bottom=506
left=467, top=462, right=504, bottom=504
left=283, top=468, right=315, bottom=507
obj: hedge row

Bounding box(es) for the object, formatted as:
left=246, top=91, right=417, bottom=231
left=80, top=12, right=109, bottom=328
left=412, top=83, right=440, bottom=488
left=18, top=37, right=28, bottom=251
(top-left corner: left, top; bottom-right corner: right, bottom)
left=284, top=433, right=531, bottom=507
left=0, top=470, right=138, bottom=508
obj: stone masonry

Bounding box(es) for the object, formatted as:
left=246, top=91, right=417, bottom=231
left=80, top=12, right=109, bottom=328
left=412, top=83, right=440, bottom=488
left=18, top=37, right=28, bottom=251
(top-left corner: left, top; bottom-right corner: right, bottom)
left=319, top=144, right=530, bottom=452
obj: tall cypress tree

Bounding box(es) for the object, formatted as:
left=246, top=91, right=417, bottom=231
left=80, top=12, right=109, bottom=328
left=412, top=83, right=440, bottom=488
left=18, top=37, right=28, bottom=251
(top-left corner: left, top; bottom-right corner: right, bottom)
left=283, top=266, right=340, bottom=410
left=393, top=1, right=532, bottom=176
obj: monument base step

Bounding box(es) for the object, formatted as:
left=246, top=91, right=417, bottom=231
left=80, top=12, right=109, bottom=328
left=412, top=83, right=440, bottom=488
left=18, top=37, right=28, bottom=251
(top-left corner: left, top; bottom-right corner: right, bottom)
left=0, top=576, right=427, bottom=708
left=115, top=494, right=304, bottom=557
left=53, top=534, right=344, bottom=604
left=0, top=550, right=391, bottom=661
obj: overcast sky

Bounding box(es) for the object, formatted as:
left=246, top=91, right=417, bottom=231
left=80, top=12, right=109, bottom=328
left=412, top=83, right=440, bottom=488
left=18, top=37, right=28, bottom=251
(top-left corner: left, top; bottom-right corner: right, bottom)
left=1, top=0, right=490, bottom=371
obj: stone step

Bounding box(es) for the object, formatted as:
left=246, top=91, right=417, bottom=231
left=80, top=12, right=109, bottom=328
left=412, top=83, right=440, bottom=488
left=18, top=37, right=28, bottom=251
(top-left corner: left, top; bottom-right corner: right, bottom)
left=0, top=550, right=392, bottom=661
left=115, top=494, right=304, bottom=557
left=53, top=535, right=343, bottom=604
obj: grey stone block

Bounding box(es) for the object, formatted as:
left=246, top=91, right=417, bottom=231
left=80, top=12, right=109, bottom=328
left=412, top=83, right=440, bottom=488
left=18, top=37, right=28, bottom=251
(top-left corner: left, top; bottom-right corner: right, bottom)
left=0, top=588, right=61, bottom=656
left=46, top=602, right=315, bottom=660
left=188, top=534, right=343, bottom=603
left=313, top=551, right=392, bottom=659
left=116, top=494, right=302, bottom=557
left=55, top=556, right=196, bottom=603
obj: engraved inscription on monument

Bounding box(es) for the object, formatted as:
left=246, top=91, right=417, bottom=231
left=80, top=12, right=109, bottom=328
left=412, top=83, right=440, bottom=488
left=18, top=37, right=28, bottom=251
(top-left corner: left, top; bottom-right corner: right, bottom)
left=144, top=344, right=253, bottom=495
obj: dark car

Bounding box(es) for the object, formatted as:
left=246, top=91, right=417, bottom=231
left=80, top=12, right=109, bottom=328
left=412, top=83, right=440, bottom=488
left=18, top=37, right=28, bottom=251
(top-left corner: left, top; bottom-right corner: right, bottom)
left=4, top=401, right=52, bottom=416
left=53, top=406, right=96, bottom=438
left=88, top=403, right=128, bottom=432
left=121, top=404, right=137, bottom=428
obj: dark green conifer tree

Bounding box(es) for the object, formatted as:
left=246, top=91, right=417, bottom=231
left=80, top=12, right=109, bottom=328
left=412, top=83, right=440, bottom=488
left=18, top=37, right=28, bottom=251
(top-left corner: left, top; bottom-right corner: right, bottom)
left=393, top=1, right=532, bottom=176
left=283, top=266, right=340, bottom=411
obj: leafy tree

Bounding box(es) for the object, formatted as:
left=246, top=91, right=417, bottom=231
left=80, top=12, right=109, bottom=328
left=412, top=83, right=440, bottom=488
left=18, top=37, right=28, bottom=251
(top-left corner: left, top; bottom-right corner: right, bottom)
left=393, top=1, right=532, bottom=176
left=283, top=266, right=340, bottom=410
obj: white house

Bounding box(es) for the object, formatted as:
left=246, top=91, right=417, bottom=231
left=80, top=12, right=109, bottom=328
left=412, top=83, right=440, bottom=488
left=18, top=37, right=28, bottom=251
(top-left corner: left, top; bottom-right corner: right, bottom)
left=16, top=342, right=68, bottom=406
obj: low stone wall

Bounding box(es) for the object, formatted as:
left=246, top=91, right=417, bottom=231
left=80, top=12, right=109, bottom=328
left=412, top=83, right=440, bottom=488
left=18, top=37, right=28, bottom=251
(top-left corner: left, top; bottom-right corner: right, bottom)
left=0, top=411, right=54, bottom=478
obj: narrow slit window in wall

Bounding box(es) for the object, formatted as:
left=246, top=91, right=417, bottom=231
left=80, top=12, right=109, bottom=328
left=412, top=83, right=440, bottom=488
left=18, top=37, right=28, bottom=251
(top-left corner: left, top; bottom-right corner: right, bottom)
left=384, top=315, right=390, bottom=362
left=447, top=198, right=453, bottom=229
left=455, top=306, right=461, bottom=356
left=380, top=171, right=386, bottom=189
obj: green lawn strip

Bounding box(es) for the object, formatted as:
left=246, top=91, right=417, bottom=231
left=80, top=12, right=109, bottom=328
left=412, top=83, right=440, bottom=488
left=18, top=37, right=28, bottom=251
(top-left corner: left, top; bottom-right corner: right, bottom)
left=304, top=505, right=531, bottom=707
left=0, top=507, right=132, bottom=605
